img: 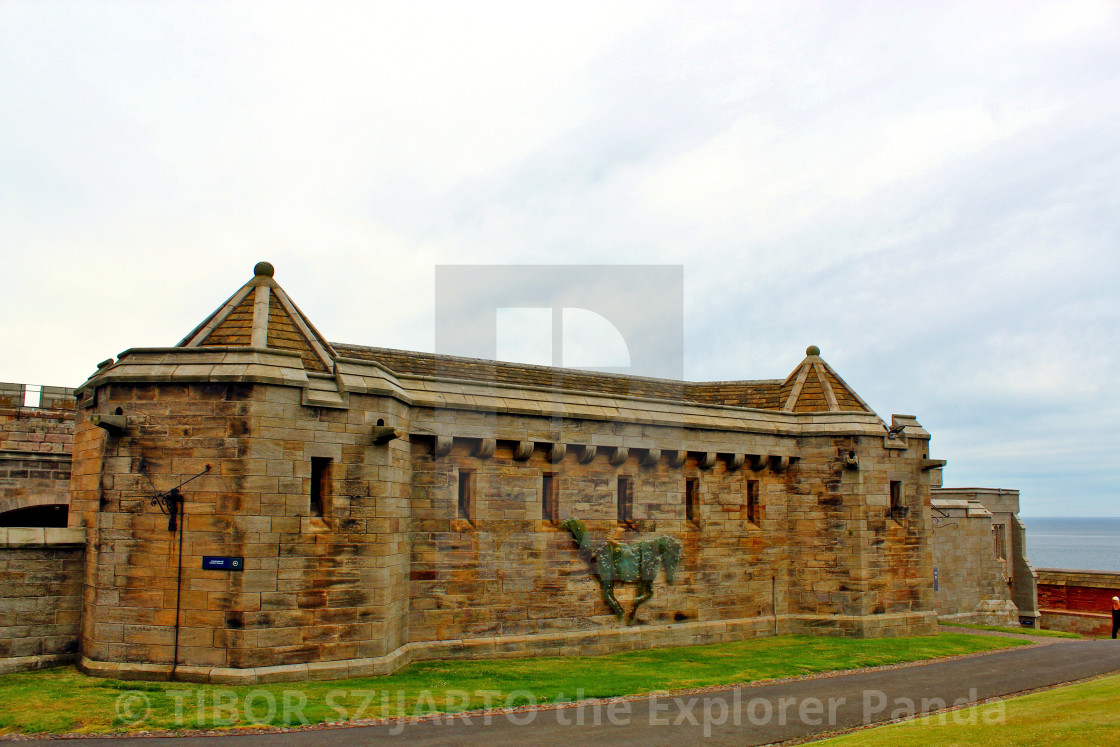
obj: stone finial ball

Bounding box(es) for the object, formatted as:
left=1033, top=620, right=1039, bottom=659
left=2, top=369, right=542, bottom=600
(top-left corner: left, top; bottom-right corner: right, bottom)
left=254, top=261, right=275, bottom=277
left=806, top=345, right=820, bottom=356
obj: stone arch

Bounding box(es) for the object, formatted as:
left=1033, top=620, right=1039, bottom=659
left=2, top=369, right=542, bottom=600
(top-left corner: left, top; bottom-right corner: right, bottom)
left=0, top=494, right=70, bottom=527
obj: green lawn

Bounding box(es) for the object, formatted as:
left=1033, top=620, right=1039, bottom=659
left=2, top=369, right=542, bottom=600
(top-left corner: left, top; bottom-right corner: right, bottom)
left=939, top=621, right=1081, bottom=639
left=814, top=672, right=1120, bottom=746
left=0, top=633, right=1024, bottom=734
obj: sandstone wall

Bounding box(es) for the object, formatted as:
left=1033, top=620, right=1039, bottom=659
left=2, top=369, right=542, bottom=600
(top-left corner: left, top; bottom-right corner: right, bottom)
left=0, top=527, right=85, bottom=674
left=69, top=381, right=413, bottom=679
left=931, top=502, right=1017, bottom=625
left=0, top=383, right=75, bottom=518
left=67, top=357, right=936, bottom=682
left=407, top=437, right=786, bottom=641
left=786, top=436, right=933, bottom=624
left=409, top=424, right=935, bottom=645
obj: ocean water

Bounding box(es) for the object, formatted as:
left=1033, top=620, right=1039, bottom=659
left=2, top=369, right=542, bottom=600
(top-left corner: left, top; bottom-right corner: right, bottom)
left=1021, top=517, right=1120, bottom=572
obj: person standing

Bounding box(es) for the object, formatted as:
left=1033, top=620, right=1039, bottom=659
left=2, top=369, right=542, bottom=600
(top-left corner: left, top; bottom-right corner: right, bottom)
left=1112, top=596, right=1120, bottom=639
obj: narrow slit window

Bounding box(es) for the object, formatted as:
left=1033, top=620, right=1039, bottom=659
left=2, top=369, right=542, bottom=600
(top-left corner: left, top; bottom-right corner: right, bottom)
left=993, top=524, right=1006, bottom=560
left=746, top=480, right=760, bottom=526
left=890, top=480, right=903, bottom=520
left=685, top=478, right=699, bottom=523
left=617, top=476, right=633, bottom=524
left=310, top=457, right=330, bottom=517
left=458, top=469, right=473, bottom=521
left=542, top=473, right=557, bottom=522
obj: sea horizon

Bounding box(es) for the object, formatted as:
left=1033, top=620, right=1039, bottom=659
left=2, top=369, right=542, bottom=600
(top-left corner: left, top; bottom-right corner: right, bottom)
left=1020, top=516, right=1120, bottom=573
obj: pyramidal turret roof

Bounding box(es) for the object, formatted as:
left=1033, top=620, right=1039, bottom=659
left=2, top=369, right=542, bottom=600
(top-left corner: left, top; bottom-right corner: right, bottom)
left=778, top=345, right=872, bottom=413
left=177, top=262, right=337, bottom=372
left=175, top=265, right=875, bottom=416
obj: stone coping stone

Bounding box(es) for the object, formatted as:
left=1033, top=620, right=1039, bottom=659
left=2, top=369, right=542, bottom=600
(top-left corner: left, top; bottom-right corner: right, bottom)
left=1039, top=608, right=1110, bottom=620
left=0, top=653, right=78, bottom=676
left=1036, top=569, right=1120, bottom=587
left=0, top=526, right=85, bottom=548
left=80, top=347, right=895, bottom=438
left=78, top=658, right=173, bottom=682
left=0, top=449, right=73, bottom=462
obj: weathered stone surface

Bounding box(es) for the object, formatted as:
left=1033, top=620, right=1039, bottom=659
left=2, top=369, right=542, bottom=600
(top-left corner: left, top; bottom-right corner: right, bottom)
left=1, top=266, right=952, bottom=682
left=930, top=488, right=1035, bottom=626
left=0, top=387, right=74, bottom=521
left=0, top=535, right=84, bottom=664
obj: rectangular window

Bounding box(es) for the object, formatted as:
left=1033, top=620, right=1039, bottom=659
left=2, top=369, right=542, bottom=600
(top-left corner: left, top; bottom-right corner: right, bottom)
left=310, top=457, right=330, bottom=517
left=542, top=473, right=558, bottom=522
left=458, top=469, right=473, bottom=521
left=685, top=478, right=699, bottom=523
left=746, top=480, right=760, bottom=526
left=993, top=524, right=1006, bottom=560
left=617, top=476, right=633, bottom=523
left=889, top=480, right=903, bottom=521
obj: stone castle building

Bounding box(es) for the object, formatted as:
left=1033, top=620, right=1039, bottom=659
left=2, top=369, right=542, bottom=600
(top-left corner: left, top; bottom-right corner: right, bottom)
left=929, top=488, right=1037, bottom=627
left=0, top=262, right=1030, bottom=682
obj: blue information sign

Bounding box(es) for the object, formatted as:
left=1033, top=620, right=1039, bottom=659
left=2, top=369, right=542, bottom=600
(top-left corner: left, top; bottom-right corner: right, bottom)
left=202, top=556, right=243, bottom=571
left=934, top=568, right=939, bottom=591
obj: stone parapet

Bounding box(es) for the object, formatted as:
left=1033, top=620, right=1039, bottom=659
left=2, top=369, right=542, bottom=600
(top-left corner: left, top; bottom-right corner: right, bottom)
left=78, top=347, right=893, bottom=441
left=1039, top=609, right=1113, bottom=638
left=1036, top=568, right=1120, bottom=589
left=0, top=390, right=76, bottom=519
left=76, top=348, right=313, bottom=398
left=0, top=383, right=77, bottom=411
left=1036, top=569, right=1120, bottom=615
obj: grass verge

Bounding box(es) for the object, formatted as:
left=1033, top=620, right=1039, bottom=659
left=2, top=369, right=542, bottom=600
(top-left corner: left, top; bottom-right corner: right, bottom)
left=0, top=633, right=1025, bottom=735
left=940, top=622, right=1081, bottom=639
left=813, top=672, right=1120, bottom=746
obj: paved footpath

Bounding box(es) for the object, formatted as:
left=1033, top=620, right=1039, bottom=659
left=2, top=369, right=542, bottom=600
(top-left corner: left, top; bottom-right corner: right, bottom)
left=28, top=636, right=1120, bottom=746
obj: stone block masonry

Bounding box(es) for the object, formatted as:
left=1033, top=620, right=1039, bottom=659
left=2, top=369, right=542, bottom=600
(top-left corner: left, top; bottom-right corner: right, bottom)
left=930, top=488, right=1037, bottom=627
left=930, top=498, right=1017, bottom=625
left=0, top=527, right=85, bottom=674
left=10, top=263, right=947, bottom=682
left=0, top=383, right=76, bottom=520
left=67, top=381, right=413, bottom=679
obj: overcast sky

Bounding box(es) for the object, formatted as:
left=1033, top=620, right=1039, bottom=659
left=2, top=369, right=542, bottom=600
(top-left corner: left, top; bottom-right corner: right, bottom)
left=1, top=1, right=1118, bottom=516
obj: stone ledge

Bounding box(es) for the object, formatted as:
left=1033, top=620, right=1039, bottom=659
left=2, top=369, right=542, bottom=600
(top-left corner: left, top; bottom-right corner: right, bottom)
left=1038, top=607, right=1109, bottom=620
left=78, top=658, right=173, bottom=681
left=0, top=449, right=73, bottom=462
left=1036, top=569, right=1120, bottom=588
left=77, top=611, right=938, bottom=684
left=0, top=526, right=86, bottom=548
left=0, top=653, right=78, bottom=675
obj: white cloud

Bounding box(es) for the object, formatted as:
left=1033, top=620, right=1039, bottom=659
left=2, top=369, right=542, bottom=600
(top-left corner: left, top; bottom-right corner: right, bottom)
left=1, top=0, right=1118, bottom=515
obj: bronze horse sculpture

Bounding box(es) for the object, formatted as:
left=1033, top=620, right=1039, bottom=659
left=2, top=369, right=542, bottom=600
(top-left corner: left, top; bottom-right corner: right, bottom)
left=561, top=518, right=682, bottom=624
